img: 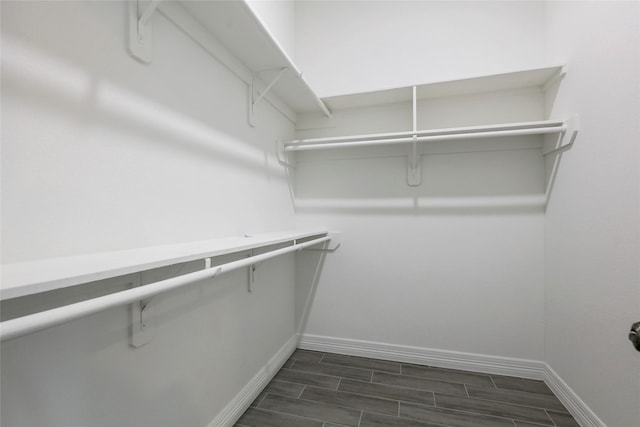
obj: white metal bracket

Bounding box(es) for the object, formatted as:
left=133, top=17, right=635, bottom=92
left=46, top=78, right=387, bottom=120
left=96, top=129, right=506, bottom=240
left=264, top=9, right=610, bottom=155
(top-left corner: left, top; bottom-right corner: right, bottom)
left=130, top=273, right=155, bottom=348
left=128, top=0, right=161, bottom=63
left=542, top=115, right=579, bottom=156
left=408, top=86, right=422, bottom=186
left=302, top=233, right=342, bottom=252
left=246, top=251, right=265, bottom=292
left=249, top=67, right=288, bottom=127
left=543, top=65, right=568, bottom=92
left=276, top=140, right=296, bottom=169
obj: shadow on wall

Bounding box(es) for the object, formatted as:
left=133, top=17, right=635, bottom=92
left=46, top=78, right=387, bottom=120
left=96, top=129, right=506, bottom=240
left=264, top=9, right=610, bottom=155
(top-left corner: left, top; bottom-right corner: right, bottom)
left=1, top=35, right=286, bottom=179
left=295, top=247, right=329, bottom=336
left=292, top=140, right=549, bottom=215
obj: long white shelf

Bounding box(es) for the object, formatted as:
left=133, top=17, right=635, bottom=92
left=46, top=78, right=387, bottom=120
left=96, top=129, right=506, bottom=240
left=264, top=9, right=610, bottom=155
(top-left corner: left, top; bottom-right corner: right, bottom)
left=174, top=0, right=330, bottom=116
left=1, top=229, right=328, bottom=301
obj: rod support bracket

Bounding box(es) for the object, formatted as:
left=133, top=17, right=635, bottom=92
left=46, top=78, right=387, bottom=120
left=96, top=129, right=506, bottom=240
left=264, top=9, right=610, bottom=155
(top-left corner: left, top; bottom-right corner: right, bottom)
left=128, top=0, right=161, bottom=63
left=542, top=115, right=579, bottom=156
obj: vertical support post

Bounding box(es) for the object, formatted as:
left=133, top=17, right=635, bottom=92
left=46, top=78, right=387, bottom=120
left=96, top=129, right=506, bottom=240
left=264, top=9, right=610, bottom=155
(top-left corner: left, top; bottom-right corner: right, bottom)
left=247, top=250, right=254, bottom=292
left=128, top=0, right=161, bottom=63
left=408, top=86, right=421, bottom=186
left=131, top=273, right=155, bottom=348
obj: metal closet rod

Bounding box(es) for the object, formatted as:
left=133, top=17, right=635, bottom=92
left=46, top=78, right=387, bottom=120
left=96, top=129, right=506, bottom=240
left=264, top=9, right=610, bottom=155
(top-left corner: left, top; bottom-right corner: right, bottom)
left=285, top=125, right=566, bottom=152
left=0, top=235, right=331, bottom=342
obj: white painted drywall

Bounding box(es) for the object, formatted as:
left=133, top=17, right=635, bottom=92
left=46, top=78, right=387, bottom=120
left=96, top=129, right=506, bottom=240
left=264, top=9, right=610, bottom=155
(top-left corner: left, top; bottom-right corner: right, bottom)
left=1, top=1, right=297, bottom=426
left=544, top=2, right=640, bottom=426
left=1, top=1, right=295, bottom=263
left=295, top=0, right=547, bottom=97
left=294, top=87, right=547, bottom=360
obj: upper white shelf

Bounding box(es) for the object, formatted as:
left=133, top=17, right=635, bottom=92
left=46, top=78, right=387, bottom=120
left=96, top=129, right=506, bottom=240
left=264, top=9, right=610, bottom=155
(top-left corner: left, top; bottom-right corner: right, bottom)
left=322, top=65, right=565, bottom=111
left=175, top=0, right=330, bottom=116
left=1, top=229, right=328, bottom=301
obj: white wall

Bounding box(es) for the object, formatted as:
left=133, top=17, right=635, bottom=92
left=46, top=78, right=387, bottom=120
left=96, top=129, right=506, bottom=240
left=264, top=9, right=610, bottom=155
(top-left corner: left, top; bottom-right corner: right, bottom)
left=295, top=0, right=547, bottom=97
left=294, top=85, right=547, bottom=360
left=1, top=1, right=298, bottom=426
left=1, top=1, right=295, bottom=264
left=544, top=2, right=640, bottom=426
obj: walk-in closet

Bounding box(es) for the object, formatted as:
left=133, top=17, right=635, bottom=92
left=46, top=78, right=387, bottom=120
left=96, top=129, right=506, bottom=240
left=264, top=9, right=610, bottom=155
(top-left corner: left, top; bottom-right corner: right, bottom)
left=1, top=1, right=638, bottom=426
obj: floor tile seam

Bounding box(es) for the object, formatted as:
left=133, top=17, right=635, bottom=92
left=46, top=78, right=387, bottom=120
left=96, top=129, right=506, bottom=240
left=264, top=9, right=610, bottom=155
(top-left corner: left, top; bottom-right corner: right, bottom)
left=361, top=410, right=458, bottom=427
left=430, top=401, right=555, bottom=426
left=288, top=363, right=374, bottom=380
left=377, top=370, right=487, bottom=389
left=489, top=375, right=499, bottom=389
left=446, top=391, right=568, bottom=413
left=269, top=378, right=312, bottom=390
left=370, top=378, right=467, bottom=397
left=318, top=360, right=400, bottom=375
left=337, top=386, right=437, bottom=408
left=402, top=363, right=492, bottom=379
left=543, top=409, right=559, bottom=427
left=298, top=385, right=308, bottom=399
left=401, top=400, right=551, bottom=426
left=246, top=406, right=329, bottom=425
left=516, top=420, right=557, bottom=427
left=252, top=392, right=268, bottom=408
left=279, top=368, right=344, bottom=382
left=292, top=393, right=401, bottom=418
left=356, top=410, right=363, bottom=427
left=333, top=383, right=433, bottom=407
left=466, top=383, right=563, bottom=400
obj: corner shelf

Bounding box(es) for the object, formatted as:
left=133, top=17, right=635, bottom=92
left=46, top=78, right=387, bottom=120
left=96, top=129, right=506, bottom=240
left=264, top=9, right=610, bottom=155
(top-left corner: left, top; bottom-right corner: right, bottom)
left=280, top=65, right=577, bottom=187
left=0, top=230, right=328, bottom=301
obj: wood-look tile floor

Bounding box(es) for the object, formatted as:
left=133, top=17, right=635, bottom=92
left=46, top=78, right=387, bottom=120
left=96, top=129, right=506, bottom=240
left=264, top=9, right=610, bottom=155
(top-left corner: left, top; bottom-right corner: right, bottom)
left=235, top=349, right=580, bottom=427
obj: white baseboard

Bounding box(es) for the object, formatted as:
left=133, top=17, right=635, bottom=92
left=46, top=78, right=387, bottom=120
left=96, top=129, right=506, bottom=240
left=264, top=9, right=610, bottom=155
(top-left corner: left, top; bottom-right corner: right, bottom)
left=208, top=334, right=297, bottom=427
left=544, top=364, right=606, bottom=427
left=298, top=333, right=606, bottom=427
left=298, top=333, right=546, bottom=379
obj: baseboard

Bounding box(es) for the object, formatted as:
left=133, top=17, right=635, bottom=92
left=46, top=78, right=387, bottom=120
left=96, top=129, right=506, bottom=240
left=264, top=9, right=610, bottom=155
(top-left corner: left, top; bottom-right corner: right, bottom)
left=298, top=333, right=607, bottom=427
left=208, top=334, right=297, bottom=427
left=544, top=364, right=606, bottom=427
left=298, top=333, right=546, bottom=379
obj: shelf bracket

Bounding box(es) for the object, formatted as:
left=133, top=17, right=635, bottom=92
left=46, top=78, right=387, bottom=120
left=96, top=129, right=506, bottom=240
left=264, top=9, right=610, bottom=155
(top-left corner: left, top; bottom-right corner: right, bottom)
left=246, top=251, right=265, bottom=292
left=276, top=140, right=296, bottom=169
left=408, top=136, right=421, bottom=186
left=542, top=115, right=579, bottom=156
left=129, top=0, right=161, bottom=63
left=249, top=67, right=288, bottom=127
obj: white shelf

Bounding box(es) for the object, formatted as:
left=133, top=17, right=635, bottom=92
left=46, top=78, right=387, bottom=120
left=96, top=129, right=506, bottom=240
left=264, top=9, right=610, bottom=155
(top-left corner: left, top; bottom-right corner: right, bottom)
left=175, top=0, right=329, bottom=116
left=322, top=65, right=565, bottom=111
left=1, top=229, right=328, bottom=301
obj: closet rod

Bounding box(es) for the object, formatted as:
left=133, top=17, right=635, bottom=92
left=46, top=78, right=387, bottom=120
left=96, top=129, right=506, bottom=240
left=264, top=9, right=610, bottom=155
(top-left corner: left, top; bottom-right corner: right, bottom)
left=288, top=120, right=565, bottom=145
left=285, top=125, right=566, bottom=152
left=0, top=235, right=330, bottom=342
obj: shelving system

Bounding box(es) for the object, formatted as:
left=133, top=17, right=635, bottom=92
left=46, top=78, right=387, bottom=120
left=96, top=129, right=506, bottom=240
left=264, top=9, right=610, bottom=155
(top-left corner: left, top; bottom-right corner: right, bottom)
left=129, top=0, right=331, bottom=125
left=280, top=65, right=578, bottom=186
left=1, top=230, right=329, bottom=301
left=1, top=230, right=332, bottom=342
